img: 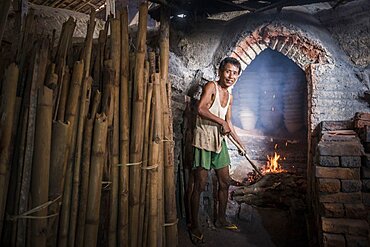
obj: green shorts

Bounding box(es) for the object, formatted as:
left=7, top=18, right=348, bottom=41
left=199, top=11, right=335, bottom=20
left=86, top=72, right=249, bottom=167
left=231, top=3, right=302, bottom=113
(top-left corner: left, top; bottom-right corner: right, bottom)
left=193, top=140, right=230, bottom=170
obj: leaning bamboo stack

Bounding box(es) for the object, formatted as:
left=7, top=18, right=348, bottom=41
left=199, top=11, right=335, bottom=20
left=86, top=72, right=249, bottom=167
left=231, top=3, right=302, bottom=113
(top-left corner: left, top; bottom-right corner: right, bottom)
left=0, top=1, right=178, bottom=246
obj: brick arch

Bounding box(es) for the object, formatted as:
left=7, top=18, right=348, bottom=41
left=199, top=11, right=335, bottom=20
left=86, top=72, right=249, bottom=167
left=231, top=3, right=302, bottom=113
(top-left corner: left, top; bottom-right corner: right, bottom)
left=229, top=25, right=333, bottom=71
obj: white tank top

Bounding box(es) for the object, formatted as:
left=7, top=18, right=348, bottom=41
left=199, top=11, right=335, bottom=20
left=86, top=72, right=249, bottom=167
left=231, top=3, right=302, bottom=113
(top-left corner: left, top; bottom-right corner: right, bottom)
left=193, top=81, right=230, bottom=153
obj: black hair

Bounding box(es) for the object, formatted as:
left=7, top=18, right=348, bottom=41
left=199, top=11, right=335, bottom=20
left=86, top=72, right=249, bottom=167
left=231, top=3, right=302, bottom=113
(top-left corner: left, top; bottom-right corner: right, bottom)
left=219, top=57, right=242, bottom=75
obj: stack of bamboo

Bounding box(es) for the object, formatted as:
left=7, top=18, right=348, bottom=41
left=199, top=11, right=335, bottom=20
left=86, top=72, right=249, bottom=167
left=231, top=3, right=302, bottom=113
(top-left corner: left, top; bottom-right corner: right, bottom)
left=0, top=2, right=177, bottom=247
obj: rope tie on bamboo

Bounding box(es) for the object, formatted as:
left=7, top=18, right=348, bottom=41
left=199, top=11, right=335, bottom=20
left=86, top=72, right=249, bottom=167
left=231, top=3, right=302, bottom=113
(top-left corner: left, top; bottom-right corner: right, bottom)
left=7, top=195, right=62, bottom=221
left=163, top=218, right=179, bottom=227
left=160, top=137, right=175, bottom=143
left=118, top=161, right=143, bottom=167
left=141, top=164, right=159, bottom=170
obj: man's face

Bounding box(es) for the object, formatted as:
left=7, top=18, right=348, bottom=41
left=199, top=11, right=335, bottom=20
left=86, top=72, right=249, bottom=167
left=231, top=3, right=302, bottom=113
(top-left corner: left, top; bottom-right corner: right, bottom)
left=219, top=63, right=240, bottom=88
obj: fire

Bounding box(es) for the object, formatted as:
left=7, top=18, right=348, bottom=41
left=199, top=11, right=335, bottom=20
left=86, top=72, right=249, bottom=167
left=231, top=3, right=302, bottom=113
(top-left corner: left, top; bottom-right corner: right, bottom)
left=262, top=152, right=286, bottom=174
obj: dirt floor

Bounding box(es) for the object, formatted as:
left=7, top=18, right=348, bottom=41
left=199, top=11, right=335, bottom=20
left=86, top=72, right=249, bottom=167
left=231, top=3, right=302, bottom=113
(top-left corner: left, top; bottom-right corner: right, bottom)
left=178, top=195, right=277, bottom=247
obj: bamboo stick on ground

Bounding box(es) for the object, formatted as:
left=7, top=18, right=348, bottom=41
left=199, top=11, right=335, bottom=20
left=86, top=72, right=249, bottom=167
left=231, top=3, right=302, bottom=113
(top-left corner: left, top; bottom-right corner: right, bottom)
left=76, top=90, right=101, bottom=247
left=0, top=63, right=19, bottom=239
left=129, top=3, right=148, bottom=246
left=84, top=114, right=108, bottom=247
left=47, top=120, right=71, bottom=247
left=118, top=7, right=130, bottom=247
left=58, top=60, right=84, bottom=247
left=30, top=86, right=53, bottom=247
left=160, top=6, right=178, bottom=246
left=68, top=76, right=92, bottom=247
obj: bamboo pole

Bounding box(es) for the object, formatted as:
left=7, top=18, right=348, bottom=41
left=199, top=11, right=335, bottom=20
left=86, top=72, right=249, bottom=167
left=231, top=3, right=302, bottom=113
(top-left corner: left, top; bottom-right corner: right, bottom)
left=47, top=120, right=71, bottom=247
left=84, top=114, right=108, bottom=247
left=68, top=76, right=92, bottom=247
left=58, top=60, right=84, bottom=247
left=81, top=9, right=96, bottom=78
left=57, top=67, right=70, bottom=121
left=0, top=64, right=19, bottom=239
left=0, top=0, right=12, bottom=47
left=129, top=3, right=148, bottom=246
left=118, top=7, right=130, bottom=247
left=160, top=5, right=178, bottom=246
left=148, top=73, right=163, bottom=247
left=138, top=60, right=151, bottom=247
left=55, top=18, right=76, bottom=121
left=30, top=86, right=53, bottom=247
left=108, top=16, right=121, bottom=247
left=16, top=39, right=49, bottom=247
left=76, top=90, right=101, bottom=247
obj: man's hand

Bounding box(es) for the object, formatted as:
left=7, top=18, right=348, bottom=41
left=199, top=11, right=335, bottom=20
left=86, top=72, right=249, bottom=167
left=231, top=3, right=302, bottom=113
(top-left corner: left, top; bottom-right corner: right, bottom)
left=238, top=148, right=246, bottom=156
left=221, top=121, right=231, bottom=135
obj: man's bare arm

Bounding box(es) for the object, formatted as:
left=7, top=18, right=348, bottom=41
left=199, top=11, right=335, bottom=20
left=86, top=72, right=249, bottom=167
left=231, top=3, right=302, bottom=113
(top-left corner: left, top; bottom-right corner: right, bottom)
left=197, top=82, right=231, bottom=134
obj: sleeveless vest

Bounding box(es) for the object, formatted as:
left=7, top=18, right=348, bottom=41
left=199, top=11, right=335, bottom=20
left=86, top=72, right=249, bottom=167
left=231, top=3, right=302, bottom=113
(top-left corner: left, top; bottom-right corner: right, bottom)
left=193, top=81, right=230, bottom=153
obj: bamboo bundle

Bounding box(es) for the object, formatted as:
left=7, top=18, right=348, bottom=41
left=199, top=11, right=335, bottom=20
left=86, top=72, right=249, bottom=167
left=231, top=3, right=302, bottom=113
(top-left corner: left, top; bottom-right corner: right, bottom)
left=68, top=76, right=92, bottom=247
left=108, top=16, right=121, bottom=247
left=30, top=86, right=53, bottom=246
left=58, top=60, right=84, bottom=247
left=84, top=114, right=108, bottom=247
left=148, top=73, right=163, bottom=247
left=160, top=6, right=178, bottom=246
left=129, top=3, right=148, bottom=246
left=47, top=120, right=71, bottom=247
left=118, top=7, right=130, bottom=247
left=76, top=90, right=101, bottom=247
left=0, top=63, right=19, bottom=239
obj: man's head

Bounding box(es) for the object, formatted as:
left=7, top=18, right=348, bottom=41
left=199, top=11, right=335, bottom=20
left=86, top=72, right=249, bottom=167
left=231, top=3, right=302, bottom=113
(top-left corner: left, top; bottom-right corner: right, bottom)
left=218, top=57, right=241, bottom=88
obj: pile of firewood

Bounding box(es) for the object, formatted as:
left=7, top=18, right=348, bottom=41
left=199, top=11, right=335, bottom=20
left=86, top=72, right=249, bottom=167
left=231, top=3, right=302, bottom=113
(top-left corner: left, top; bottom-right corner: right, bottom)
left=0, top=2, right=177, bottom=247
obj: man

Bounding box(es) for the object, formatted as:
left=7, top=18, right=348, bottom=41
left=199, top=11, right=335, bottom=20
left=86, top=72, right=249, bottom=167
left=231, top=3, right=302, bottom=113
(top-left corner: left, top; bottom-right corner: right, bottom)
left=189, top=57, right=246, bottom=244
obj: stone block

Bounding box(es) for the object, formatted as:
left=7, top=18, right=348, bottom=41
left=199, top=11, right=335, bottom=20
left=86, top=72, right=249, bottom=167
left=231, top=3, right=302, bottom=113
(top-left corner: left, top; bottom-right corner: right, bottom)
left=341, top=180, right=362, bottom=193
left=362, top=179, right=370, bottom=192
left=361, top=154, right=370, bottom=168
left=316, top=167, right=360, bottom=180
left=340, top=156, right=362, bottom=167
left=321, top=217, right=369, bottom=236
left=319, top=192, right=362, bottom=204
left=323, top=233, right=345, bottom=247
left=320, top=121, right=354, bottom=131
left=319, top=156, right=340, bottom=167
left=317, top=178, right=341, bottom=193
left=362, top=193, right=370, bottom=206
left=345, top=234, right=370, bottom=247
left=320, top=203, right=344, bottom=217
left=318, top=142, right=364, bottom=156
left=344, top=204, right=367, bottom=219
left=361, top=167, right=370, bottom=179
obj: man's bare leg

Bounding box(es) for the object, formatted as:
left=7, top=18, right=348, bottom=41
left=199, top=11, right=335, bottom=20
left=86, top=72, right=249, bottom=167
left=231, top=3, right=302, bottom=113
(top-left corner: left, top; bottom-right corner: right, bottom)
left=215, top=166, right=231, bottom=225
left=190, top=167, right=208, bottom=236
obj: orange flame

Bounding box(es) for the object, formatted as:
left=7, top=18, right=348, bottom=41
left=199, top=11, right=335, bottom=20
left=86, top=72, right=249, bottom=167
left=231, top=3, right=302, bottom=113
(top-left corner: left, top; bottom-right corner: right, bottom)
left=262, top=151, right=286, bottom=174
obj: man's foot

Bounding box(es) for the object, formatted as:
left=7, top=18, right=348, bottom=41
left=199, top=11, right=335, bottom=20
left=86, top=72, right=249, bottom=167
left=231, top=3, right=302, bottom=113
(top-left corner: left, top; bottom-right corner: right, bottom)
left=188, top=228, right=205, bottom=245
left=215, top=220, right=240, bottom=232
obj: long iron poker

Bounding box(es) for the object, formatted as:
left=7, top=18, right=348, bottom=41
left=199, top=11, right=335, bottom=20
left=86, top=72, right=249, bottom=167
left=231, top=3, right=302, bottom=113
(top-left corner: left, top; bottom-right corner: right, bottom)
left=227, top=135, right=263, bottom=177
